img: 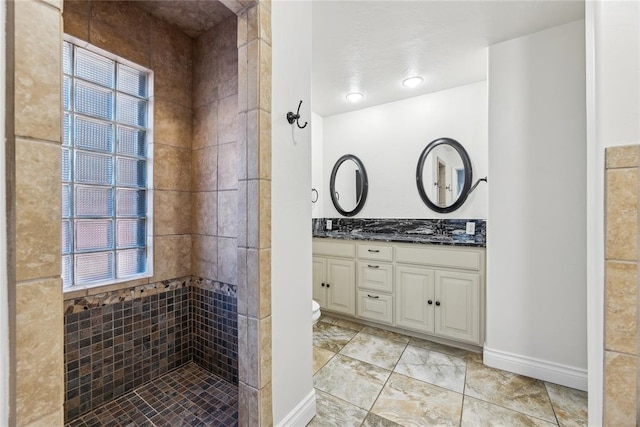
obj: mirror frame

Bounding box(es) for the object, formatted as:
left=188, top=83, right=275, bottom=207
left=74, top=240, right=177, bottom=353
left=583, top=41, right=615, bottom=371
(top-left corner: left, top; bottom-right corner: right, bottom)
left=416, top=137, right=473, bottom=213
left=330, top=154, right=369, bottom=217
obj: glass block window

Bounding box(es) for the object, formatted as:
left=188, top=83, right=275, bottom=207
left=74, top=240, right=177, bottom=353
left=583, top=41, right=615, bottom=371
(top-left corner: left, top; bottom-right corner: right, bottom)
left=62, top=39, right=152, bottom=289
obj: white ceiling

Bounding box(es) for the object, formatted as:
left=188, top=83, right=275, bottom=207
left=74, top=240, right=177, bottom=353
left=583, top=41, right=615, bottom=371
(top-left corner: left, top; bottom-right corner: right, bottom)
left=312, top=0, right=584, bottom=117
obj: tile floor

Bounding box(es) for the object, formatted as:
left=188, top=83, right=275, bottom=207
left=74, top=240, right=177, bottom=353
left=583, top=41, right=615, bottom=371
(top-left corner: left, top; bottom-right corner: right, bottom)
left=65, top=363, right=238, bottom=427
left=310, top=315, right=588, bottom=427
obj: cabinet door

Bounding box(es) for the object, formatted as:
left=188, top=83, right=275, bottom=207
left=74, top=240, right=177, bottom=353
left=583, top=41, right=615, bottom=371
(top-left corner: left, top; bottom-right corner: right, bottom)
left=434, top=270, right=480, bottom=344
left=326, top=259, right=356, bottom=315
left=395, top=265, right=435, bottom=333
left=312, top=257, right=327, bottom=308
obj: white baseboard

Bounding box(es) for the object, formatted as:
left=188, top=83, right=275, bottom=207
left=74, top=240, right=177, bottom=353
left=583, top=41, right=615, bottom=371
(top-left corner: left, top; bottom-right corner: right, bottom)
left=276, top=389, right=316, bottom=427
left=483, top=346, right=588, bottom=391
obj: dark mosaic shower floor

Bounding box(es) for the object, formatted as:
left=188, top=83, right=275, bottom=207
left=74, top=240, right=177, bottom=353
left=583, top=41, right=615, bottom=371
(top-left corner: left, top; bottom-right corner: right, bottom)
left=66, top=363, right=238, bottom=427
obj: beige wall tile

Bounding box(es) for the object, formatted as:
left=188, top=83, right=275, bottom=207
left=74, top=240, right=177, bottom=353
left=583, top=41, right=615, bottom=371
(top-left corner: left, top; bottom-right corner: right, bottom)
left=62, top=7, right=89, bottom=40
left=260, top=383, right=273, bottom=427
left=605, top=261, right=638, bottom=354
left=218, top=237, right=238, bottom=285
left=238, top=112, right=248, bottom=181
left=247, top=40, right=259, bottom=111
left=259, top=249, right=271, bottom=318
left=154, top=99, right=193, bottom=150
left=154, top=60, right=192, bottom=110
left=259, top=179, right=271, bottom=249
left=25, top=407, right=64, bottom=426
left=152, top=234, right=191, bottom=282
left=247, top=180, right=259, bottom=248
left=247, top=249, right=259, bottom=318
left=218, top=190, right=238, bottom=237
left=16, top=139, right=61, bottom=281
left=192, top=235, right=217, bottom=280
left=258, top=40, right=272, bottom=113
left=15, top=0, right=61, bottom=142
left=247, top=109, right=259, bottom=180
left=154, top=190, right=192, bottom=236
left=154, top=144, right=191, bottom=191
left=238, top=45, right=248, bottom=113
left=237, top=180, right=247, bottom=247
left=90, top=19, right=150, bottom=67
left=237, top=9, right=248, bottom=48
left=604, top=351, right=637, bottom=426
left=218, top=142, right=239, bottom=190
left=238, top=314, right=249, bottom=383
left=259, top=315, right=272, bottom=387
left=606, top=145, right=640, bottom=169
left=16, top=278, right=64, bottom=425
left=193, top=102, right=218, bottom=150
left=237, top=248, right=248, bottom=315
left=192, top=191, right=218, bottom=236
left=606, top=168, right=638, bottom=261
left=192, top=146, right=218, bottom=192
left=259, top=2, right=271, bottom=45
left=219, top=95, right=239, bottom=145
left=219, top=47, right=239, bottom=101
left=150, top=20, right=192, bottom=68
left=64, top=0, right=91, bottom=16
left=258, top=110, right=272, bottom=180
left=91, top=1, right=151, bottom=46
left=244, top=316, right=259, bottom=388
left=247, top=5, right=258, bottom=42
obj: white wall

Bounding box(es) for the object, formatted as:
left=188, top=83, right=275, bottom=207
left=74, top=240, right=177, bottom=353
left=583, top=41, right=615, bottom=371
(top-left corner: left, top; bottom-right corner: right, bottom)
left=0, top=1, right=9, bottom=423
left=271, top=1, right=315, bottom=425
left=318, top=81, right=488, bottom=219
left=586, top=0, right=640, bottom=423
left=311, top=112, right=323, bottom=218
left=486, top=20, right=587, bottom=390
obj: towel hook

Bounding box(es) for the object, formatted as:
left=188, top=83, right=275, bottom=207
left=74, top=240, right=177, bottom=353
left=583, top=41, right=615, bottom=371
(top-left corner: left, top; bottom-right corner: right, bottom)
left=286, top=100, right=308, bottom=129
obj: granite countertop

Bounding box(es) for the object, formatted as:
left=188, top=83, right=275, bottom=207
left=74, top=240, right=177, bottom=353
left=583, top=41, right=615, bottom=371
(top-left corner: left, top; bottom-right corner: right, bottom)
left=311, top=218, right=486, bottom=247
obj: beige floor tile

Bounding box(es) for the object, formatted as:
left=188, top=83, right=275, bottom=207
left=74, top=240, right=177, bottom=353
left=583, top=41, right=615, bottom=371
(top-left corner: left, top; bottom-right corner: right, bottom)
left=371, top=372, right=463, bottom=426
left=307, top=389, right=367, bottom=427
left=394, top=345, right=467, bottom=393
left=545, top=382, right=588, bottom=427
left=313, top=321, right=358, bottom=353
left=461, top=396, right=558, bottom=426
left=465, top=359, right=556, bottom=423
left=314, top=354, right=391, bottom=410
left=409, top=336, right=471, bottom=358
left=361, top=412, right=402, bottom=426
left=313, top=346, right=335, bottom=374
left=339, top=332, right=407, bottom=370
left=320, top=315, right=364, bottom=332
left=361, top=326, right=411, bottom=344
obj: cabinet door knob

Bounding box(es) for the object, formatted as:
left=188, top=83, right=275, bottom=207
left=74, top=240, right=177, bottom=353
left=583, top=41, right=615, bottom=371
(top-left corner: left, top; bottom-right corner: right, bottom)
left=321, top=282, right=325, bottom=287
left=326, top=283, right=330, bottom=288
left=368, top=249, right=380, bottom=253
left=435, top=301, right=441, bottom=306
left=427, top=300, right=433, bottom=305
left=367, top=294, right=379, bottom=299
left=367, top=264, right=379, bottom=269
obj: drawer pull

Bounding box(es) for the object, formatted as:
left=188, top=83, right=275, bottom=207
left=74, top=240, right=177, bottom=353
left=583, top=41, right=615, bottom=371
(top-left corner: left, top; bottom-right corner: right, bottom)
left=367, top=294, right=379, bottom=299
left=367, top=264, right=379, bottom=269
left=368, top=249, right=380, bottom=253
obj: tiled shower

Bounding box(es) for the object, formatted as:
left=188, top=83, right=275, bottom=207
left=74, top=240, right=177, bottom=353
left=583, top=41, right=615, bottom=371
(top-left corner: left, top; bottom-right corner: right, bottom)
left=60, top=1, right=241, bottom=423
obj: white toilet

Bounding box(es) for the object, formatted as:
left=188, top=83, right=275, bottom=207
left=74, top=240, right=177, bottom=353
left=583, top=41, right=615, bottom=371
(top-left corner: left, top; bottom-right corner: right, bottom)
left=312, top=300, right=321, bottom=325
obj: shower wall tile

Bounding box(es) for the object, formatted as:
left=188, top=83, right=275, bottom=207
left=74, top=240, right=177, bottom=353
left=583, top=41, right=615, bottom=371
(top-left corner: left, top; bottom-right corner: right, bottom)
left=219, top=190, right=239, bottom=237
left=150, top=20, right=193, bottom=69
left=154, top=99, right=194, bottom=150
left=152, top=235, right=191, bottom=282
left=259, top=316, right=272, bottom=387
left=192, top=191, right=218, bottom=236
left=606, top=144, right=639, bottom=169
left=219, top=142, right=239, bottom=190
left=15, top=139, right=61, bottom=281
left=259, top=179, right=272, bottom=249
left=259, top=249, right=271, bottom=318
left=238, top=111, right=248, bottom=181
left=154, top=190, right=192, bottom=236
left=14, top=0, right=62, bottom=142
left=219, top=96, right=239, bottom=146
left=16, top=278, right=64, bottom=425
left=604, top=351, right=637, bottom=426
left=237, top=180, right=248, bottom=247
left=154, top=60, right=192, bottom=110
left=192, top=146, right=218, bottom=192
left=238, top=45, right=248, bottom=114
left=605, top=167, right=638, bottom=261
left=605, top=261, right=638, bottom=354
left=62, top=8, right=89, bottom=40
left=90, top=1, right=151, bottom=46
left=219, top=237, right=239, bottom=285
left=90, top=20, right=150, bottom=67
left=193, top=102, right=218, bottom=150
left=258, top=40, right=272, bottom=112
left=192, top=235, right=218, bottom=280
left=237, top=248, right=248, bottom=316
left=259, top=2, right=272, bottom=45
left=154, top=144, right=192, bottom=192
left=259, top=110, right=272, bottom=180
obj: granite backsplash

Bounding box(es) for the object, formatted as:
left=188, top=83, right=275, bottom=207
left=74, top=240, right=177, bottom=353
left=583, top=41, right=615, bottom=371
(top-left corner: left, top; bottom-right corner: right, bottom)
left=312, top=218, right=486, bottom=247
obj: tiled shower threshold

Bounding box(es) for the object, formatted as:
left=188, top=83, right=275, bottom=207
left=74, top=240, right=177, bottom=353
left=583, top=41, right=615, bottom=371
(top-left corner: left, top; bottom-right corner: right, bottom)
left=65, top=363, right=238, bottom=427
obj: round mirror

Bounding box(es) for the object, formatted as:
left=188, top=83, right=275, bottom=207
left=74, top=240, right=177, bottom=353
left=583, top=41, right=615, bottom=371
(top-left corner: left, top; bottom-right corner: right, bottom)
left=330, top=154, right=368, bottom=217
left=416, top=138, right=473, bottom=213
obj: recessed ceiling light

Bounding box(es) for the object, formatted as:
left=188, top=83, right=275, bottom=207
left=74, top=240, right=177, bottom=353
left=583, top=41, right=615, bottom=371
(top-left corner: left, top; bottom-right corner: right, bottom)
left=402, top=76, right=424, bottom=88
left=346, top=92, right=364, bottom=102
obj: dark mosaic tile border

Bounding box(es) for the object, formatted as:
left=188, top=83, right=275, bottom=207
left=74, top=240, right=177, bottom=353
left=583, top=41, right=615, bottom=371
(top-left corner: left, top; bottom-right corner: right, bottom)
left=312, top=218, right=487, bottom=247
left=64, top=276, right=238, bottom=423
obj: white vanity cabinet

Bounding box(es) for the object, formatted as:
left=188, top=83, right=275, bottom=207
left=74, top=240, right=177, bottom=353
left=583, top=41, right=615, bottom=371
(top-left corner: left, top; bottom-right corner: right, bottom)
left=312, top=240, right=356, bottom=316
left=313, top=237, right=486, bottom=347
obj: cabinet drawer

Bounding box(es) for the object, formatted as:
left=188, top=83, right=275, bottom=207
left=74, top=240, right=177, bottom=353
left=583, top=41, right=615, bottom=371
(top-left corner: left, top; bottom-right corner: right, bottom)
left=395, top=246, right=481, bottom=271
left=358, top=262, right=393, bottom=293
left=313, top=240, right=356, bottom=258
left=358, top=243, right=393, bottom=261
left=357, top=291, right=393, bottom=325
